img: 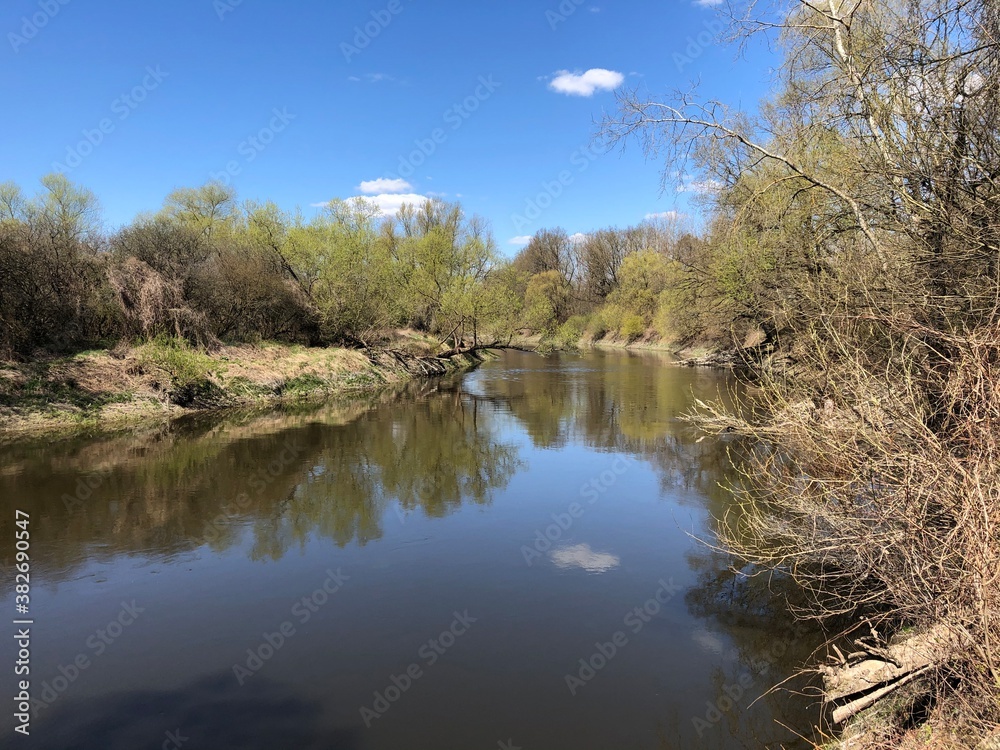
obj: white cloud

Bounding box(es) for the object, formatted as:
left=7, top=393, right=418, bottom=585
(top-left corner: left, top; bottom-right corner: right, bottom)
left=694, top=0, right=723, bottom=6
left=549, top=68, right=624, bottom=97
left=569, top=232, right=588, bottom=244
left=509, top=235, right=532, bottom=246
left=311, top=194, right=429, bottom=216
left=676, top=178, right=723, bottom=195
left=358, top=178, right=413, bottom=194
left=645, top=211, right=684, bottom=221
left=356, top=193, right=429, bottom=216
left=549, top=544, right=621, bottom=574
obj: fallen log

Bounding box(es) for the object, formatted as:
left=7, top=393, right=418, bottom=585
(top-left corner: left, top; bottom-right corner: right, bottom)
left=436, top=341, right=538, bottom=359
left=822, top=623, right=967, bottom=724
left=831, top=665, right=934, bottom=724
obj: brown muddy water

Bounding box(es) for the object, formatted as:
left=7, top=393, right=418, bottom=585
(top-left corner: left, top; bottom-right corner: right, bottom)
left=0, top=349, right=824, bottom=749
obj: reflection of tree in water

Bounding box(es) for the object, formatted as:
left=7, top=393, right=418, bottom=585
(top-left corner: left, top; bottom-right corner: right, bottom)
left=246, top=392, right=522, bottom=560
left=480, top=351, right=824, bottom=747
left=679, top=520, right=826, bottom=749
left=0, top=384, right=520, bottom=582
left=479, top=349, right=742, bottom=498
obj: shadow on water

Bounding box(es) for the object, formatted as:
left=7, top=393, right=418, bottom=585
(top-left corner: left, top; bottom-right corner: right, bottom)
left=33, top=674, right=346, bottom=750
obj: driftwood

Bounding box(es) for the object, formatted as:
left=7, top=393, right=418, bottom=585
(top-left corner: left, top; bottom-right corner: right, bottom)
left=822, top=623, right=967, bottom=724
left=365, top=348, right=453, bottom=377
left=436, top=340, right=538, bottom=359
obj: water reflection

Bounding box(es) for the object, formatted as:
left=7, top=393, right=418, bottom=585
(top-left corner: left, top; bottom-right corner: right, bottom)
left=0, top=381, right=521, bottom=582
left=550, top=543, right=621, bottom=574
left=0, top=349, right=822, bottom=749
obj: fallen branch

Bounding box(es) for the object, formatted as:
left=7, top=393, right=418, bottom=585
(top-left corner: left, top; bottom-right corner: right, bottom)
left=831, top=665, right=935, bottom=725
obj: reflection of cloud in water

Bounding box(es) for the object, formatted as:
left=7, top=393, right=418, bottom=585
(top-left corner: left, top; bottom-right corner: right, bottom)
left=692, top=627, right=726, bottom=655
left=550, top=543, right=620, bottom=573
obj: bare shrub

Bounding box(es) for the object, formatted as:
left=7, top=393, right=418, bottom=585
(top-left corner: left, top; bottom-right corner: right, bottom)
left=700, top=320, right=1000, bottom=743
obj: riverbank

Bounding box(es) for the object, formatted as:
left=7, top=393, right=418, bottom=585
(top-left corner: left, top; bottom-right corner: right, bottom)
left=0, top=337, right=485, bottom=441
left=583, top=333, right=743, bottom=368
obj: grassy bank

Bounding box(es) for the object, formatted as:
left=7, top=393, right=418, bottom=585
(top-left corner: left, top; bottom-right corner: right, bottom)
left=0, top=336, right=484, bottom=441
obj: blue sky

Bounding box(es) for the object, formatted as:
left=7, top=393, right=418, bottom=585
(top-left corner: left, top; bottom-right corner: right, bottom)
left=2, top=0, right=777, bottom=252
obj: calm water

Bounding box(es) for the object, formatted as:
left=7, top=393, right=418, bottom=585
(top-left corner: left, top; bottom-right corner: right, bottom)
left=0, top=349, right=822, bottom=749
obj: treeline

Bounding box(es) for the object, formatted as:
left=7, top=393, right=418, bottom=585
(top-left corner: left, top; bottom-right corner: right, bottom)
left=0, top=170, right=769, bottom=362
left=505, top=220, right=740, bottom=348
left=0, top=176, right=517, bottom=358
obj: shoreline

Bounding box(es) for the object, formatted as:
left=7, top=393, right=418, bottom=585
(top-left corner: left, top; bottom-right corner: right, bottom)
left=0, top=341, right=487, bottom=444
left=583, top=336, right=741, bottom=368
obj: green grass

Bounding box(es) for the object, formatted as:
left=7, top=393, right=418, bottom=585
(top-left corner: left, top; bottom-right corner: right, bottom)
left=282, top=373, right=328, bottom=395
left=137, top=336, right=222, bottom=387
left=0, top=373, right=134, bottom=413
left=226, top=376, right=277, bottom=400
left=136, top=337, right=230, bottom=407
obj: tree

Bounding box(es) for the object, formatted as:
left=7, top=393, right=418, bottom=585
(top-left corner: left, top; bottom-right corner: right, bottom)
left=160, top=182, right=237, bottom=239
left=513, top=228, right=577, bottom=283
left=523, top=270, right=571, bottom=332
left=578, top=229, right=628, bottom=302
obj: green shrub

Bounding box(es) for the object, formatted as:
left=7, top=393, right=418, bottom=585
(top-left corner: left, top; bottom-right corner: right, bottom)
left=587, top=306, right=620, bottom=341
left=620, top=314, right=646, bottom=342
left=556, top=315, right=589, bottom=348
left=138, top=336, right=218, bottom=386
left=137, top=336, right=228, bottom=406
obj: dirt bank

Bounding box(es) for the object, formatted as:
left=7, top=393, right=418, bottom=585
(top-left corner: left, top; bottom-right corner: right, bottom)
left=0, top=339, right=485, bottom=442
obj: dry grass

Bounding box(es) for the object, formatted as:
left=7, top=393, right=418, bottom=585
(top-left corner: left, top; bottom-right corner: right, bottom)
left=0, top=339, right=411, bottom=439
left=695, top=324, right=1000, bottom=747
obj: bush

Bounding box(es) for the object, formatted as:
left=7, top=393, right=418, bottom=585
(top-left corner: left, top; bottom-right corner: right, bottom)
left=555, top=315, right=589, bottom=347
left=619, top=314, right=646, bottom=342
left=137, top=336, right=220, bottom=390
left=587, top=305, right=623, bottom=341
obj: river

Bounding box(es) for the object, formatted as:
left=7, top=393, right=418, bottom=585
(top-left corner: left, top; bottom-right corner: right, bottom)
left=0, top=349, right=822, bottom=749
